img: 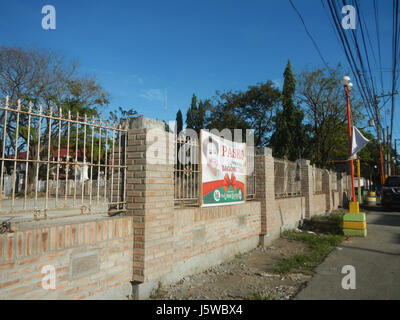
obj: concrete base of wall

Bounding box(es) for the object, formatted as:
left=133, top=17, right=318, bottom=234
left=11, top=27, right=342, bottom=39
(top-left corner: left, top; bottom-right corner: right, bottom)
left=132, top=235, right=260, bottom=300
left=259, top=233, right=279, bottom=247
left=87, top=282, right=133, bottom=300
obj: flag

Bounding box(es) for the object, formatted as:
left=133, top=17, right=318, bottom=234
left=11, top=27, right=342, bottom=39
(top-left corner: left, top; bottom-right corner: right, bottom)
left=351, top=126, right=369, bottom=158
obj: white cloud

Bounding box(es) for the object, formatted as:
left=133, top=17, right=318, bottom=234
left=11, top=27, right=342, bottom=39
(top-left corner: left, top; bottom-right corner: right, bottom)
left=139, top=89, right=164, bottom=102
left=129, top=74, right=144, bottom=85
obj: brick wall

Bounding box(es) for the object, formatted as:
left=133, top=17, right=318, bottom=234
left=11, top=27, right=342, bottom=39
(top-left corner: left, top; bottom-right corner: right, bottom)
left=0, top=116, right=354, bottom=300
left=0, top=216, right=133, bottom=300
left=125, top=117, right=175, bottom=284
left=168, top=202, right=261, bottom=282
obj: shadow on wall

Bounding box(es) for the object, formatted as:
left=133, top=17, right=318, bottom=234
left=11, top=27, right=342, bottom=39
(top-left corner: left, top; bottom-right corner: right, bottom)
left=342, top=192, right=349, bottom=207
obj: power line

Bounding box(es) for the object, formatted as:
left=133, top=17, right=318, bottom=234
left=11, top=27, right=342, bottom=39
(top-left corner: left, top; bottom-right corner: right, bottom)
left=288, top=0, right=331, bottom=71
left=373, top=0, right=385, bottom=93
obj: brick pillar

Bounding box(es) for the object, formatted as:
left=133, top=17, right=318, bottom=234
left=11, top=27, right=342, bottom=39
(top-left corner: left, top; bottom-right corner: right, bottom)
left=125, top=116, right=175, bottom=287
left=322, top=169, right=332, bottom=213
left=297, top=160, right=313, bottom=218
left=255, top=147, right=279, bottom=245
left=337, top=172, right=344, bottom=207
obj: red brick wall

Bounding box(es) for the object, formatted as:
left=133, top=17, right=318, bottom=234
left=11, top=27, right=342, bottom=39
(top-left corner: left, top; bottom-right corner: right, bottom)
left=0, top=217, right=133, bottom=300
left=173, top=202, right=261, bottom=264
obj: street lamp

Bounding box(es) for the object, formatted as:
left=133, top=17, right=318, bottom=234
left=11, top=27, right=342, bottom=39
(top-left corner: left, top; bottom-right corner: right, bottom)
left=341, top=75, right=357, bottom=205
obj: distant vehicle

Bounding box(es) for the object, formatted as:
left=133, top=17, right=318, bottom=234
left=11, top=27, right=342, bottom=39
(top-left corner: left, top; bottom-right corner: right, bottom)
left=381, top=176, right=400, bottom=209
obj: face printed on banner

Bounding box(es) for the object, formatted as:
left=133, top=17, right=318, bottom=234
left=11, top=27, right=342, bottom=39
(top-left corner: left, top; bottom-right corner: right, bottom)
left=207, top=141, right=218, bottom=170
left=203, top=136, right=220, bottom=178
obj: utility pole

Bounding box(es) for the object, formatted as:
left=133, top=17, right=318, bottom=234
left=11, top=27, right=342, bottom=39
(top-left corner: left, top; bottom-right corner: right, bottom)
left=387, top=126, right=390, bottom=176
left=395, top=139, right=400, bottom=175
left=371, top=92, right=398, bottom=184
left=372, top=95, right=385, bottom=185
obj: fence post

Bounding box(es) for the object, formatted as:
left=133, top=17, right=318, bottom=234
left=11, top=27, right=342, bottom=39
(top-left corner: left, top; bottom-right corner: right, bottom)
left=297, top=160, right=313, bottom=219
left=255, top=147, right=280, bottom=245
left=125, top=116, right=175, bottom=299
left=337, top=172, right=343, bottom=207
left=322, top=169, right=332, bottom=213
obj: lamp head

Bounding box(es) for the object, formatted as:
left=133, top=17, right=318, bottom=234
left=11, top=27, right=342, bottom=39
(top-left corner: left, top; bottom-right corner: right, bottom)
left=341, top=75, right=351, bottom=86
left=347, top=82, right=353, bottom=91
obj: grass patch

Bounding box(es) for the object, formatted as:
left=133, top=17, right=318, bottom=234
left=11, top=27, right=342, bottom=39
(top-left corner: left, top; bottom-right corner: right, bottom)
left=274, top=230, right=344, bottom=275
left=149, top=281, right=167, bottom=299
left=311, top=213, right=344, bottom=223
left=235, top=252, right=244, bottom=259
left=247, top=292, right=276, bottom=300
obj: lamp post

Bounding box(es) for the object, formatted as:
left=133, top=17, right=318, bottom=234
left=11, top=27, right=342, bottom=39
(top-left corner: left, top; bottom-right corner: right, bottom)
left=341, top=76, right=357, bottom=204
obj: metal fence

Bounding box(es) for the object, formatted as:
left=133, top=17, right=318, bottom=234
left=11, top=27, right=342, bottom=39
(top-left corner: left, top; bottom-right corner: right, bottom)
left=174, top=136, right=200, bottom=207
left=331, top=171, right=338, bottom=191
left=0, top=97, right=127, bottom=221
left=274, top=159, right=301, bottom=198
left=246, top=147, right=256, bottom=200
left=313, top=166, right=324, bottom=194
left=174, top=135, right=256, bottom=206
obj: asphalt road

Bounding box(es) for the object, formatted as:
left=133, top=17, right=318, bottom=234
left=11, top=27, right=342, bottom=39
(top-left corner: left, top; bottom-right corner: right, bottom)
left=295, top=207, right=400, bottom=300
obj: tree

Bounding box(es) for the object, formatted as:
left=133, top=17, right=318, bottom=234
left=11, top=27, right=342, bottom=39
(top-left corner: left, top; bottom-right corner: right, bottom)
left=186, top=94, right=197, bottom=130
left=270, top=59, right=307, bottom=160
left=0, top=46, right=110, bottom=192
left=108, top=106, right=137, bottom=124
left=296, top=65, right=364, bottom=167
left=176, top=109, right=183, bottom=135
left=205, top=81, right=281, bottom=146
left=185, top=93, right=206, bottom=134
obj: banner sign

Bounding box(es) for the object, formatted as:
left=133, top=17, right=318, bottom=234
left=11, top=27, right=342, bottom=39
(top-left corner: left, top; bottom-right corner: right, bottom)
left=200, top=130, right=246, bottom=207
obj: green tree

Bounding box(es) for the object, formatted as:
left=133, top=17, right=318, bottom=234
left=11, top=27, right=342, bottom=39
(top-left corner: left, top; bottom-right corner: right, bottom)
left=185, top=94, right=206, bottom=134
left=270, top=60, right=307, bottom=160
left=296, top=65, right=364, bottom=168
left=176, top=109, right=183, bottom=135
left=186, top=94, right=197, bottom=130
left=0, top=46, right=110, bottom=192
left=205, top=81, right=281, bottom=146
left=108, top=106, right=137, bottom=124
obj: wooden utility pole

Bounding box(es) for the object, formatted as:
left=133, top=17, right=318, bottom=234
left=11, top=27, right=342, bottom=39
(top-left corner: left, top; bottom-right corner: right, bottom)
left=371, top=92, right=398, bottom=184
left=373, top=95, right=385, bottom=185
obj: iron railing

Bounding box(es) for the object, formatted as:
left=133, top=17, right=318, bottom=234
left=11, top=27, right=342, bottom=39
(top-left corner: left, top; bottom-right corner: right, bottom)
left=174, top=135, right=200, bottom=207
left=274, top=158, right=301, bottom=198
left=246, top=147, right=256, bottom=200
left=313, top=166, right=324, bottom=194
left=174, top=135, right=255, bottom=206
left=0, top=97, right=127, bottom=221
left=331, top=171, right=338, bottom=191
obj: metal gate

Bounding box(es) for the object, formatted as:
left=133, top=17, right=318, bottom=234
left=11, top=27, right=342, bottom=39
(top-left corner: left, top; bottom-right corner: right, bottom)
left=0, top=97, right=127, bottom=222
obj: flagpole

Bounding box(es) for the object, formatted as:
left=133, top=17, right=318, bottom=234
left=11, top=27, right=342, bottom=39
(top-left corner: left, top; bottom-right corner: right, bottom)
left=357, top=157, right=362, bottom=203
left=345, top=86, right=356, bottom=202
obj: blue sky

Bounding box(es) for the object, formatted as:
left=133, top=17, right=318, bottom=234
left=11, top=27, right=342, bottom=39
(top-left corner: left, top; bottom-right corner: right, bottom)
left=1, top=0, right=398, bottom=141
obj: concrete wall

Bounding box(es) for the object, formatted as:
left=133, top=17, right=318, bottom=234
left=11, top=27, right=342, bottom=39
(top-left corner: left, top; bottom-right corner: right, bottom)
left=276, top=197, right=306, bottom=232
left=312, top=194, right=327, bottom=216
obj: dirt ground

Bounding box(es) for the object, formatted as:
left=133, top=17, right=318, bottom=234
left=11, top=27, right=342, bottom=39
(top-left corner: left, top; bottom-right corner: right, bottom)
left=151, top=237, right=313, bottom=300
